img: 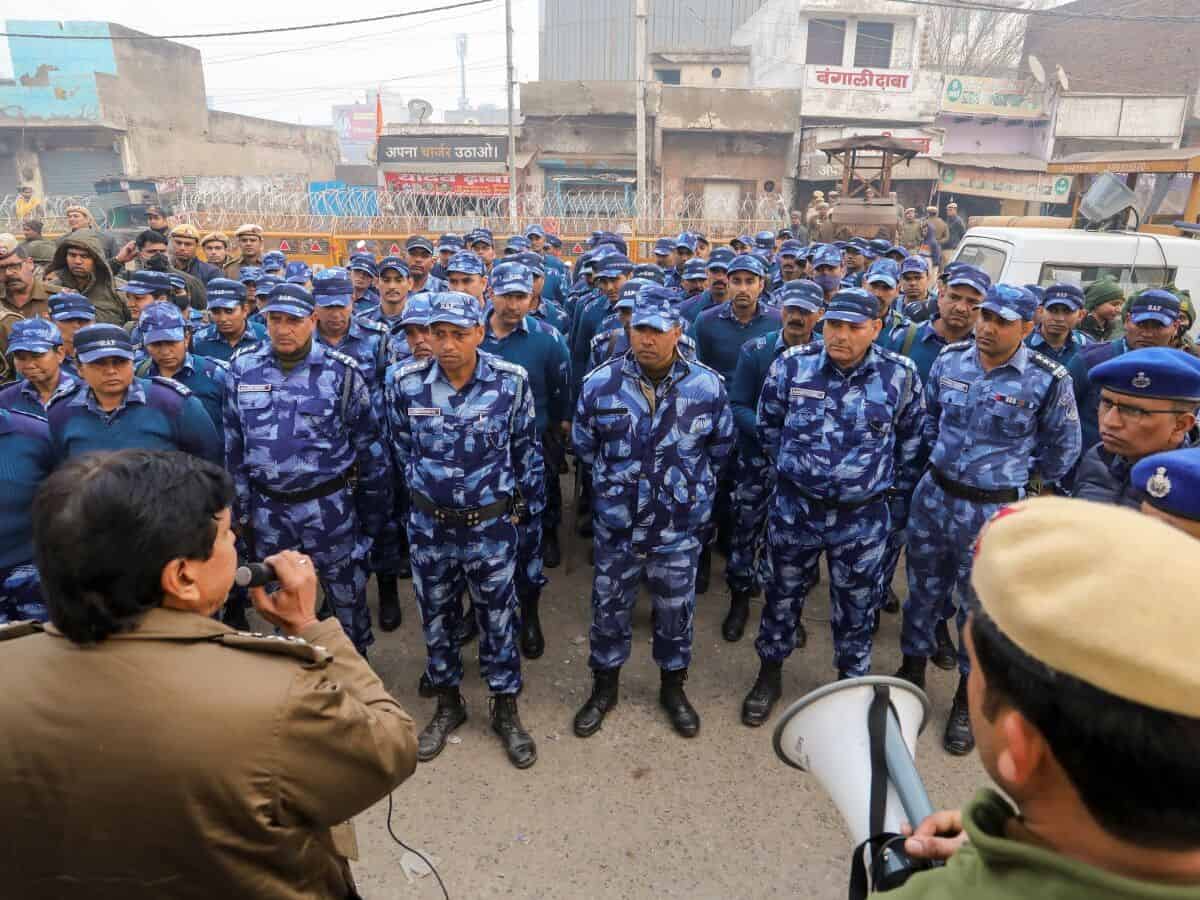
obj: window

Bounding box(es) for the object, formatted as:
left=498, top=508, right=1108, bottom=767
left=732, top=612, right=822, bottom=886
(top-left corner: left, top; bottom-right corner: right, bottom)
left=854, top=21, right=894, bottom=69
left=654, top=69, right=681, bottom=85
left=1038, top=263, right=1176, bottom=292
left=806, top=19, right=846, bottom=66
left=955, top=243, right=1008, bottom=282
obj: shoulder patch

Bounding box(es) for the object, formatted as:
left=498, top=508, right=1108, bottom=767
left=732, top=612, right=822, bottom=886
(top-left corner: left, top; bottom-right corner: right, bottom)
left=0, top=619, right=44, bottom=641
left=590, top=329, right=616, bottom=350
left=1028, top=350, right=1068, bottom=379
left=228, top=344, right=262, bottom=366
left=398, top=357, right=435, bottom=378
left=324, top=348, right=358, bottom=370
left=203, top=356, right=231, bottom=373
left=875, top=345, right=919, bottom=372
left=490, top=356, right=530, bottom=380
left=213, top=631, right=333, bottom=667
left=780, top=342, right=822, bottom=361
left=944, top=339, right=974, bottom=353
left=358, top=318, right=388, bottom=334
left=150, top=375, right=193, bottom=396
left=581, top=355, right=622, bottom=385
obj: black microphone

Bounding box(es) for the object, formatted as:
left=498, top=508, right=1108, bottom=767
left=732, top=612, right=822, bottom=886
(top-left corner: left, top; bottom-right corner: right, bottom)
left=234, top=561, right=276, bottom=588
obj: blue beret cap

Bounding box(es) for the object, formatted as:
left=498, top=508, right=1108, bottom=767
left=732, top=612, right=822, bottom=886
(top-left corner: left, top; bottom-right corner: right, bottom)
left=947, top=264, right=992, bottom=296
left=491, top=261, right=534, bottom=295
left=778, top=240, right=806, bottom=258
left=123, top=270, right=172, bottom=296
left=7, top=317, right=62, bottom=354
left=428, top=291, right=482, bottom=327
left=261, top=283, right=315, bottom=317
left=205, top=278, right=247, bottom=310
left=1089, top=347, right=1200, bottom=402
left=379, top=255, right=410, bottom=277
left=727, top=254, right=767, bottom=277
left=524, top=224, right=545, bottom=238
left=138, top=301, right=187, bottom=344
left=347, top=257, right=378, bottom=278
left=1129, top=289, right=1182, bottom=327
left=513, top=251, right=545, bottom=276
left=285, top=261, right=312, bottom=280
left=437, top=234, right=464, bottom=253
left=824, top=288, right=880, bottom=325
left=978, top=283, right=1038, bottom=322
left=505, top=235, right=531, bottom=253
left=779, top=280, right=824, bottom=313
left=545, top=234, right=562, bottom=249
left=615, top=280, right=645, bottom=311
left=239, top=265, right=263, bottom=283
left=50, top=292, right=96, bottom=321
left=811, top=244, right=844, bottom=269
left=631, top=288, right=679, bottom=332
left=674, top=232, right=698, bottom=252
left=707, top=247, right=736, bottom=270
left=446, top=251, right=485, bottom=276
left=1043, top=282, right=1085, bottom=310
left=900, top=256, right=929, bottom=275
left=865, top=259, right=901, bottom=288
left=262, top=251, right=286, bottom=269
left=754, top=230, right=776, bottom=249
left=596, top=255, right=634, bottom=279
left=400, top=294, right=433, bottom=328
left=682, top=258, right=708, bottom=280
left=75, top=323, right=135, bottom=363
left=653, top=238, right=673, bottom=256
left=632, top=263, right=665, bottom=285
left=1132, top=448, right=1200, bottom=521
left=313, top=267, right=354, bottom=306
left=407, top=235, right=436, bottom=253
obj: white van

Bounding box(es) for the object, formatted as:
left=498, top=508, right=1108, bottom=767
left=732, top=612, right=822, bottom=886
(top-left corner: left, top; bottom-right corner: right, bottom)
left=951, top=227, right=1200, bottom=298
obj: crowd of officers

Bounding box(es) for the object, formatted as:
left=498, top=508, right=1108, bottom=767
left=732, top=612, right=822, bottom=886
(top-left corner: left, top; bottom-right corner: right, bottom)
left=1, top=212, right=1200, bottom=771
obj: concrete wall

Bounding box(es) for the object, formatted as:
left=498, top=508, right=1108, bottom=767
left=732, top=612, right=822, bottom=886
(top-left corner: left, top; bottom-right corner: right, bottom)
left=656, top=86, right=801, bottom=132
left=1054, top=95, right=1187, bottom=143
left=0, top=20, right=117, bottom=124
left=939, top=116, right=1048, bottom=157
left=520, top=81, right=640, bottom=118
left=660, top=130, right=791, bottom=196
left=657, top=61, right=750, bottom=89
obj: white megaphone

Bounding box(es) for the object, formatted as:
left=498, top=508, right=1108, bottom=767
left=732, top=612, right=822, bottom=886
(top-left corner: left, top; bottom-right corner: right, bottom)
left=773, top=676, right=936, bottom=895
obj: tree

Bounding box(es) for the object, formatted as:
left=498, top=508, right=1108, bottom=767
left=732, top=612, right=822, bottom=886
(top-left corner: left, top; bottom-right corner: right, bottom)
left=920, top=0, right=1038, bottom=76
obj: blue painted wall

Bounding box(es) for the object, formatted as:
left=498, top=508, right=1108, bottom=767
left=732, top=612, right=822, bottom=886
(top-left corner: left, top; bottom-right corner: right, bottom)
left=0, top=21, right=116, bottom=121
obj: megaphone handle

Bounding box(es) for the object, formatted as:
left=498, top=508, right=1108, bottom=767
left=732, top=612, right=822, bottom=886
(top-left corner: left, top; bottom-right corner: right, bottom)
left=885, top=708, right=935, bottom=829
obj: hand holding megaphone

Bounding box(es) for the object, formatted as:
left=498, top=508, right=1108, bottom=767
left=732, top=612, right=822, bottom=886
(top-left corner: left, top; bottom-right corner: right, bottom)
left=901, top=809, right=968, bottom=862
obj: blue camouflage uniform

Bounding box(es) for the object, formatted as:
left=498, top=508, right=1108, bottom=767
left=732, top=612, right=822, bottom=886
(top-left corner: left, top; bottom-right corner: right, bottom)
left=481, top=264, right=570, bottom=597
left=407, top=236, right=448, bottom=298
left=0, top=319, right=78, bottom=416
left=903, top=286, right=1082, bottom=676
left=755, top=289, right=927, bottom=676
left=574, top=295, right=734, bottom=673
left=0, top=408, right=54, bottom=623
left=48, top=325, right=221, bottom=465
left=1071, top=347, right=1200, bottom=508
left=223, top=285, right=391, bottom=654
left=726, top=280, right=825, bottom=597
left=133, top=302, right=229, bottom=431
left=387, top=294, right=544, bottom=694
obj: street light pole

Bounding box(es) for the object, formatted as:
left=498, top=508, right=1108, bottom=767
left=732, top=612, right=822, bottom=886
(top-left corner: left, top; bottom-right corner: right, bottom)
left=635, top=0, right=648, bottom=229
left=505, top=0, right=518, bottom=234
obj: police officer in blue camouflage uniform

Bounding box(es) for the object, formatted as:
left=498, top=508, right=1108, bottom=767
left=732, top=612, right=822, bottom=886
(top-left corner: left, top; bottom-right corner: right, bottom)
left=664, top=232, right=698, bottom=291
left=48, top=324, right=221, bottom=464
left=387, top=291, right=543, bottom=768
left=899, top=255, right=937, bottom=322
left=897, top=284, right=1082, bottom=755
left=741, top=289, right=927, bottom=725
left=0, top=319, right=78, bottom=415
left=863, top=258, right=911, bottom=344
left=1026, top=282, right=1091, bottom=365
left=571, top=253, right=634, bottom=391
left=405, top=235, right=448, bottom=296
left=0, top=405, right=53, bottom=623
left=223, top=283, right=391, bottom=657
left=356, top=254, right=410, bottom=330
left=723, top=280, right=824, bottom=642
left=572, top=292, right=734, bottom=739
left=810, top=244, right=846, bottom=304
left=432, top=234, right=464, bottom=281
left=1072, top=347, right=1200, bottom=508
left=347, top=255, right=380, bottom=315
left=192, top=279, right=266, bottom=363
left=480, top=261, right=570, bottom=649
left=677, top=248, right=734, bottom=325
left=48, top=292, right=94, bottom=373
left=680, top=258, right=708, bottom=301
left=312, top=268, right=391, bottom=405
left=134, top=302, right=229, bottom=431
left=260, top=250, right=286, bottom=277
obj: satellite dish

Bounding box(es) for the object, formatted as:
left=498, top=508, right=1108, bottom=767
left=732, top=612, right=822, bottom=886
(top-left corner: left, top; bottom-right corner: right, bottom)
left=1027, top=54, right=1046, bottom=86
left=408, top=98, right=434, bottom=124
left=1055, top=64, right=1070, bottom=92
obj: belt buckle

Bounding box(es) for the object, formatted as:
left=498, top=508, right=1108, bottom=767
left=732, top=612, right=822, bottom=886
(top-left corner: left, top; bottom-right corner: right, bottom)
left=465, top=509, right=480, bottom=527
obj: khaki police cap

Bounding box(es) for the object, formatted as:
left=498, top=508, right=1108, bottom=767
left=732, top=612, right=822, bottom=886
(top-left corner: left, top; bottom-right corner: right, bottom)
left=972, top=497, right=1200, bottom=717
left=200, top=231, right=229, bottom=247
left=170, top=223, right=202, bottom=241
left=234, top=223, right=263, bottom=237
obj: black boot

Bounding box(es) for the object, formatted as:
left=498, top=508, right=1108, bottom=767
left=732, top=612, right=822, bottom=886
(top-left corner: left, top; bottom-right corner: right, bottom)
left=417, top=687, right=467, bottom=762
left=659, top=668, right=700, bottom=737
left=944, top=676, right=974, bottom=756
left=576, top=514, right=593, bottom=538
left=520, top=592, right=545, bottom=659
left=695, top=546, right=712, bottom=595
left=378, top=575, right=401, bottom=632
left=796, top=619, right=807, bottom=649
left=741, top=658, right=782, bottom=727
left=396, top=555, right=412, bottom=580
left=894, top=654, right=927, bottom=690
left=573, top=667, right=620, bottom=737
left=931, top=619, right=957, bottom=671
left=543, top=529, right=561, bottom=569
left=417, top=671, right=435, bottom=698
left=721, top=590, right=751, bottom=642
left=883, top=587, right=901, bottom=614
left=490, top=694, right=537, bottom=768
left=453, top=598, right=478, bottom=645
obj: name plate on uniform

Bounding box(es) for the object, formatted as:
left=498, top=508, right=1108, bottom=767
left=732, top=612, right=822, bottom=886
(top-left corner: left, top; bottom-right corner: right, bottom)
left=597, top=407, right=629, bottom=416
left=237, top=384, right=272, bottom=393
left=410, top=407, right=441, bottom=416
left=940, top=377, right=970, bottom=393
left=790, top=387, right=825, bottom=400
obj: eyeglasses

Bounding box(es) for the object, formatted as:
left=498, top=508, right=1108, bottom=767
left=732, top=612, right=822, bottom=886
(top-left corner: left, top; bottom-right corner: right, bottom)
left=1098, top=396, right=1186, bottom=422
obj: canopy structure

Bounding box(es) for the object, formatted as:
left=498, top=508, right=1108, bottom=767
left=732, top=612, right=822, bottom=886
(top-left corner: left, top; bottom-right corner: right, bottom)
left=817, top=136, right=920, bottom=198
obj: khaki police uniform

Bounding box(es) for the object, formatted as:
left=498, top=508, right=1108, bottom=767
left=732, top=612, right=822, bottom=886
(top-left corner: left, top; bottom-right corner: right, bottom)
left=0, top=607, right=417, bottom=899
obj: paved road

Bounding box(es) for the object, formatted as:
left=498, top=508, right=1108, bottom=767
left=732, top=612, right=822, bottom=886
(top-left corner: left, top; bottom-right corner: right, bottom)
left=280, top=525, right=986, bottom=899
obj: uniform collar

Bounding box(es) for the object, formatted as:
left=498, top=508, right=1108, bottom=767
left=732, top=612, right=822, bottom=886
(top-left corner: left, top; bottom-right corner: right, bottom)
left=621, top=349, right=691, bottom=384
left=21, top=369, right=78, bottom=404
left=975, top=340, right=1029, bottom=374
left=269, top=338, right=324, bottom=374
left=820, top=345, right=879, bottom=377
left=45, top=606, right=232, bottom=641
left=149, top=353, right=198, bottom=378
left=77, top=376, right=147, bottom=414
left=425, top=350, right=496, bottom=388
left=718, top=301, right=764, bottom=323
left=485, top=313, right=530, bottom=339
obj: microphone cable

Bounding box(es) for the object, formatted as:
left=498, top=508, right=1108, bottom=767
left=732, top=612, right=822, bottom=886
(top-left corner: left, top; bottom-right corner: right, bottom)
left=386, top=791, right=450, bottom=900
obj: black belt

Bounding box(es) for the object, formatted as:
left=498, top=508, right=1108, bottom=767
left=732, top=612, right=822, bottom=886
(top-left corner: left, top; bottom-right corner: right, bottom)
left=412, top=492, right=511, bottom=526
left=929, top=467, right=1021, bottom=504
left=253, top=470, right=353, bottom=504
left=791, top=485, right=884, bottom=511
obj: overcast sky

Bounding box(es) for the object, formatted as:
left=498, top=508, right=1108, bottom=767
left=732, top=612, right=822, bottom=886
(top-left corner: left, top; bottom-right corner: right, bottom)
left=2, top=2, right=539, bottom=125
